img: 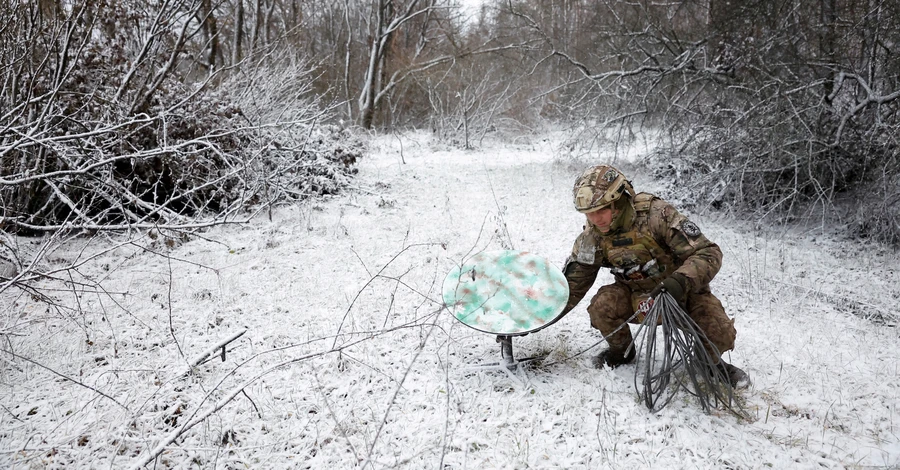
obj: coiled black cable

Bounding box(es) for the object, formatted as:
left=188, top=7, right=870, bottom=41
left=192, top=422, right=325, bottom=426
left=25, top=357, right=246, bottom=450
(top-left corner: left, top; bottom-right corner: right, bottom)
left=632, top=292, right=746, bottom=417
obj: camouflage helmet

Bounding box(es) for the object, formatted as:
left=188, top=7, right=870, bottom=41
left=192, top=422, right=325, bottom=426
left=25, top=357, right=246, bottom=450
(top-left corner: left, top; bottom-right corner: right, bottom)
left=572, top=165, right=635, bottom=213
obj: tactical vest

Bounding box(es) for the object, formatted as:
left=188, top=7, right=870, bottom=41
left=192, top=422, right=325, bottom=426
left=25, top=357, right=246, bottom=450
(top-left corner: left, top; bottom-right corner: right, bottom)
left=599, top=193, right=677, bottom=295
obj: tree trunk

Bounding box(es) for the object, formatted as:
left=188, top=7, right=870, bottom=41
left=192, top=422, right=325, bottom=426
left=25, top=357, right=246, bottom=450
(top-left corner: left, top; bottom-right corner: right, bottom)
left=250, top=0, right=262, bottom=51
left=198, top=0, right=220, bottom=72
left=343, top=0, right=354, bottom=120
left=232, top=0, right=244, bottom=64
left=819, top=0, right=837, bottom=103
left=359, top=0, right=392, bottom=129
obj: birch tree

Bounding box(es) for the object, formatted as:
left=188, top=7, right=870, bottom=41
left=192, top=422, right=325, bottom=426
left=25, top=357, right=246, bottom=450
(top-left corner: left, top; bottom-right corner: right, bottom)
left=358, top=0, right=436, bottom=128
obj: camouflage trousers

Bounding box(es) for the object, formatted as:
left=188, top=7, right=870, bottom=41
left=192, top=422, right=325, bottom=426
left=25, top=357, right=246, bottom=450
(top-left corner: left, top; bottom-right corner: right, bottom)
left=586, top=281, right=736, bottom=359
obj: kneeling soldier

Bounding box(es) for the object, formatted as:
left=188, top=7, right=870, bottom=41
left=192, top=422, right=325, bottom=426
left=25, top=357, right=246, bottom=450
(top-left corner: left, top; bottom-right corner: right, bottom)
left=561, top=165, right=750, bottom=388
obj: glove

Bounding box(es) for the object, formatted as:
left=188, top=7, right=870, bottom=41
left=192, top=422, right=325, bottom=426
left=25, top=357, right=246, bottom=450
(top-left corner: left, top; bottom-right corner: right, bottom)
left=650, top=273, right=687, bottom=305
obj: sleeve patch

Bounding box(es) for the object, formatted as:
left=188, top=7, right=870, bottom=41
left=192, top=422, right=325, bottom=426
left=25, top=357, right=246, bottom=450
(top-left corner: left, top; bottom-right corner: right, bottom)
left=681, top=220, right=702, bottom=238
left=576, top=246, right=596, bottom=264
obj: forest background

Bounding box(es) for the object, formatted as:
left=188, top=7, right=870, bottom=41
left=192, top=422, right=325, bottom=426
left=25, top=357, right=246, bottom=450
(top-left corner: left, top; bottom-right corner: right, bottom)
left=1, top=0, right=898, bottom=244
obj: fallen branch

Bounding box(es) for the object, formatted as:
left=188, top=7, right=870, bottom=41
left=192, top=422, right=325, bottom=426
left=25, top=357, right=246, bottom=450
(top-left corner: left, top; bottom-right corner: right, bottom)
left=179, top=329, right=248, bottom=377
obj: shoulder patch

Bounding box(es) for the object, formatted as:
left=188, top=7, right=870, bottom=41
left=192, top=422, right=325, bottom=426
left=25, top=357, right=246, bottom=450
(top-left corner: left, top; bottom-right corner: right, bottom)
left=573, top=228, right=599, bottom=264
left=680, top=220, right=702, bottom=238
left=575, top=245, right=596, bottom=264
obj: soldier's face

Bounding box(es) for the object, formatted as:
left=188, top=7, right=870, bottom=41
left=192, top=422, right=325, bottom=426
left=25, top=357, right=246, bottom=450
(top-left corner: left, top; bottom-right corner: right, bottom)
left=586, top=207, right=614, bottom=233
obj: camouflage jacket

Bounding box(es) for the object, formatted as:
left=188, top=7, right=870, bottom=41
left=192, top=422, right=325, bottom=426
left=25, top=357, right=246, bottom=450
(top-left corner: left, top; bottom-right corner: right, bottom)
left=562, top=193, right=722, bottom=314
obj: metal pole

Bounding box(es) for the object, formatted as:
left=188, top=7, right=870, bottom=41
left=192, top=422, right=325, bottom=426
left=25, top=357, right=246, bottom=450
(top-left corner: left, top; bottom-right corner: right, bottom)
left=497, top=335, right=514, bottom=368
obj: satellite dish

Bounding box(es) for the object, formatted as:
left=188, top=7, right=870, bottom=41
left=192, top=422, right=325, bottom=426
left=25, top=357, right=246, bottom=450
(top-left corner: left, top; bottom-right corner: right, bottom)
left=443, top=250, right=569, bottom=368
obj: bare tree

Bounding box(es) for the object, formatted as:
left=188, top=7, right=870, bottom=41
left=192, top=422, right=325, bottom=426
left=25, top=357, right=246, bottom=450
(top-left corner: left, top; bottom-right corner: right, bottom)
left=232, top=0, right=246, bottom=64
left=358, top=0, right=437, bottom=128
left=486, top=0, right=900, bottom=242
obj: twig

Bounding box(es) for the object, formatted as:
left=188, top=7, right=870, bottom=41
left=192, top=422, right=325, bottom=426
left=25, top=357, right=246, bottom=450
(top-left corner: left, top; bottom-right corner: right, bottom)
left=313, top=369, right=360, bottom=461
left=126, top=318, right=437, bottom=470
left=0, top=348, right=129, bottom=411
left=332, top=242, right=445, bottom=348
left=179, top=329, right=248, bottom=377
left=167, top=256, right=186, bottom=362
left=365, top=314, right=441, bottom=468
left=241, top=390, right=262, bottom=419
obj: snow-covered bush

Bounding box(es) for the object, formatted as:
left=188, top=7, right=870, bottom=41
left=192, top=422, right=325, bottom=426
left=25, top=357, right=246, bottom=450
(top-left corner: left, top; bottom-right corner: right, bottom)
left=647, top=60, right=900, bottom=245
left=621, top=4, right=900, bottom=245
left=0, top=3, right=362, bottom=234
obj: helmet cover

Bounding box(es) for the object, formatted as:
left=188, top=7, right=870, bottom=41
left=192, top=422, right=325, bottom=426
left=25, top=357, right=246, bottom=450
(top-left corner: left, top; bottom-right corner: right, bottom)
left=572, top=165, right=635, bottom=213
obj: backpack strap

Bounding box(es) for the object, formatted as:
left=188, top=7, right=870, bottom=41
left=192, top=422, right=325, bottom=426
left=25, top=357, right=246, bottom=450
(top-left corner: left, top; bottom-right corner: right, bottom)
left=633, top=192, right=655, bottom=212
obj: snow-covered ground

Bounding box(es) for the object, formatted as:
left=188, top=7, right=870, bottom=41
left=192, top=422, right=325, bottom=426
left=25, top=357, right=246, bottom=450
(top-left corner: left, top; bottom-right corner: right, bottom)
left=2, top=132, right=899, bottom=469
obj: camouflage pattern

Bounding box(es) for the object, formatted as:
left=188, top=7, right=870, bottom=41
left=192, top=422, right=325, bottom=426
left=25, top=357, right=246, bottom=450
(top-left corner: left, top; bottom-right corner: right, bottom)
left=562, top=191, right=736, bottom=358
left=572, top=165, right=635, bottom=213
left=584, top=281, right=736, bottom=358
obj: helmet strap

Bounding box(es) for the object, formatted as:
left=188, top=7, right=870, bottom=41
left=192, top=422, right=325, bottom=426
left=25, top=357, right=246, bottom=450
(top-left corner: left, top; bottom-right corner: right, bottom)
left=608, top=195, right=636, bottom=232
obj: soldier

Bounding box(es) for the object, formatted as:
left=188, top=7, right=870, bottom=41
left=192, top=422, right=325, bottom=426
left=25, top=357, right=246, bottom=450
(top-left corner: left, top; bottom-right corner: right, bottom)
left=562, top=164, right=750, bottom=388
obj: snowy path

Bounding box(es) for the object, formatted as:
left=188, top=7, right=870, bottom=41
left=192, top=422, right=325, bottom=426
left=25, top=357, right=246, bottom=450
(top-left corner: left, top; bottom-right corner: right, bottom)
left=2, top=133, right=899, bottom=469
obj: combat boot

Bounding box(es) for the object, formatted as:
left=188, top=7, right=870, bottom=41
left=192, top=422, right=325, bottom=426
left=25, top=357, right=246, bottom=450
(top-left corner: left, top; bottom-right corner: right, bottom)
left=717, top=362, right=751, bottom=389
left=593, top=347, right=636, bottom=369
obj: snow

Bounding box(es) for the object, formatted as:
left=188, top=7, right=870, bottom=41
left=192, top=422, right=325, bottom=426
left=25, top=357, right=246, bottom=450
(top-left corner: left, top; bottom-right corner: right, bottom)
left=1, top=131, right=899, bottom=469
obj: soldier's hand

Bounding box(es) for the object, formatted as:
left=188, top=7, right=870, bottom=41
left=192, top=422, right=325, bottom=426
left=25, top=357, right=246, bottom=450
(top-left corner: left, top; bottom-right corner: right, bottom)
left=650, top=273, right=687, bottom=305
